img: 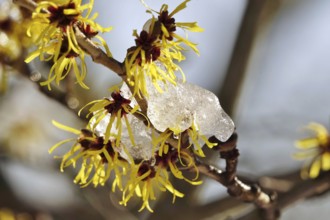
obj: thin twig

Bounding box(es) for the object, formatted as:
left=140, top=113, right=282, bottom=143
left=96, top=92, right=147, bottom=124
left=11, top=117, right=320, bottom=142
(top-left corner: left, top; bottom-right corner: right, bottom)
left=237, top=171, right=330, bottom=220
left=278, top=172, right=330, bottom=210
left=195, top=134, right=278, bottom=220
left=74, top=25, right=124, bottom=77
left=13, top=0, right=36, bottom=11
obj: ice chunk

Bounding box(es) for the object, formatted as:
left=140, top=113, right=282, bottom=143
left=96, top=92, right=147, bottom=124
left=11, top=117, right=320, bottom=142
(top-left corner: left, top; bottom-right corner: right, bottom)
left=120, top=115, right=153, bottom=161
left=188, top=83, right=235, bottom=142
left=146, top=80, right=235, bottom=142
left=93, top=113, right=154, bottom=161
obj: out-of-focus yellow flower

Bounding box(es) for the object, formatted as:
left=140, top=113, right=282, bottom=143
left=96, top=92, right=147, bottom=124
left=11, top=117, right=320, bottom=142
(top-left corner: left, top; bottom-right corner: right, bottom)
left=0, top=64, right=8, bottom=94
left=26, top=0, right=112, bottom=89
left=49, top=121, right=129, bottom=189
left=0, top=1, right=31, bottom=62
left=125, top=0, right=203, bottom=97
left=0, top=208, right=33, bottom=220
left=0, top=1, right=32, bottom=93
left=0, top=208, right=15, bottom=220
left=294, top=122, right=330, bottom=179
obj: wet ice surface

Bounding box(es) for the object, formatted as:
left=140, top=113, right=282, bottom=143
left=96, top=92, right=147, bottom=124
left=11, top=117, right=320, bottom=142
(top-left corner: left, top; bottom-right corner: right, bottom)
left=93, top=113, right=153, bottom=161
left=146, top=80, right=235, bottom=142
left=121, top=115, right=153, bottom=161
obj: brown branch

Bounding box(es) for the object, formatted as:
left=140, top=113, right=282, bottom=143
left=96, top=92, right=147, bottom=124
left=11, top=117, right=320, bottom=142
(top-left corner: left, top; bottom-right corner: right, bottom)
left=194, top=133, right=278, bottom=220
left=237, top=171, right=330, bottom=220
left=73, top=25, right=125, bottom=77
left=199, top=134, right=330, bottom=220
left=9, top=54, right=78, bottom=113
left=13, top=0, right=36, bottom=11
left=153, top=169, right=329, bottom=220
left=278, top=172, right=330, bottom=210
left=197, top=162, right=278, bottom=219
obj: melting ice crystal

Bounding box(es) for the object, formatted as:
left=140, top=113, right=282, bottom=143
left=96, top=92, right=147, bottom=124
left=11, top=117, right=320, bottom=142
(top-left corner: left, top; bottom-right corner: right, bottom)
left=146, top=80, right=235, bottom=142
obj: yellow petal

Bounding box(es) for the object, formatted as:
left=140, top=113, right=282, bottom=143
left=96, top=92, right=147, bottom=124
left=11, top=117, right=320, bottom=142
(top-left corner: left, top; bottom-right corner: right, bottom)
left=295, top=139, right=318, bottom=149
left=25, top=50, right=41, bottom=63
left=48, top=138, right=75, bottom=154
left=309, top=158, right=321, bottom=178
left=52, top=120, right=81, bottom=135
left=307, top=123, right=329, bottom=144
left=176, top=22, right=204, bottom=32
left=293, top=150, right=318, bottom=160
left=321, top=152, right=330, bottom=171
left=169, top=0, right=190, bottom=17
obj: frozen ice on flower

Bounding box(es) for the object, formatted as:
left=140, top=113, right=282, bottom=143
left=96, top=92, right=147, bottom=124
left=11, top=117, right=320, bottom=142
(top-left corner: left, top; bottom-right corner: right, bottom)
left=146, top=80, right=235, bottom=142
left=187, top=83, right=235, bottom=142
left=147, top=82, right=194, bottom=133
left=92, top=92, right=154, bottom=161
left=121, top=115, right=154, bottom=161
left=93, top=114, right=154, bottom=161
left=94, top=80, right=234, bottom=161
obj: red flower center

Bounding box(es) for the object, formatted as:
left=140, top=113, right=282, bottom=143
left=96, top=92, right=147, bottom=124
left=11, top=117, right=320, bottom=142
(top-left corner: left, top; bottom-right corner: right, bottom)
left=158, top=10, right=176, bottom=41
left=48, top=2, right=78, bottom=27
left=134, top=30, right=161, bottom=64
left=104, top=91, right=131, bottom=115
left=138, top=162, right=156, bottom=181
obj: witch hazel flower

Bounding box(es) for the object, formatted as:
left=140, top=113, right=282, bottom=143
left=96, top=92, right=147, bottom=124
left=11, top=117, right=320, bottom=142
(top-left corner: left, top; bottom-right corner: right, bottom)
left=25, top=0, right=112, bottom=89
left=80, top=88, right=141, bottom=147
left=49, top=121, right=129, bottom=190
left=294, top=122, right=330, bottom=179
left=125, top=0, right=203, bottom=97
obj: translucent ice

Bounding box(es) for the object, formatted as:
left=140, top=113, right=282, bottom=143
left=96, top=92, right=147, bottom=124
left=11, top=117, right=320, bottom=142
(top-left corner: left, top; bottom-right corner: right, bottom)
left=121, top=115, right=153, bottom=161
left=146, top=80, right=235, bottom=142
left=93, top=113, right=154, bottom=161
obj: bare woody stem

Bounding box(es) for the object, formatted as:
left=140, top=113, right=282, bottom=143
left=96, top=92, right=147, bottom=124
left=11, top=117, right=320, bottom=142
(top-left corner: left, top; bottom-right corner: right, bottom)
left=73, top=25, right=124, bottom=76
left=194, top=133, right=278, bottom=220
left=13, top=0, right=36, bottom=11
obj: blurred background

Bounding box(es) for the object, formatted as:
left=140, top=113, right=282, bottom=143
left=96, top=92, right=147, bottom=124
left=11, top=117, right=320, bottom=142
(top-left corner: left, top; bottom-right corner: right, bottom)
left=1, top=0, right=330, bottom=219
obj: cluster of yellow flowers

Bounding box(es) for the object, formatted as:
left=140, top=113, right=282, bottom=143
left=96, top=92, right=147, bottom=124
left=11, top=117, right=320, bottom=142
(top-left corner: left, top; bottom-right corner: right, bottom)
left=25, top=0, right=111, bottom=89
left=125, top=0, right=203, bottom=97
left=36, top=0, right=208, bottom=212
left=50, top=117, right=203, bottom=212
left=294, top=122, right=330, bottom=179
